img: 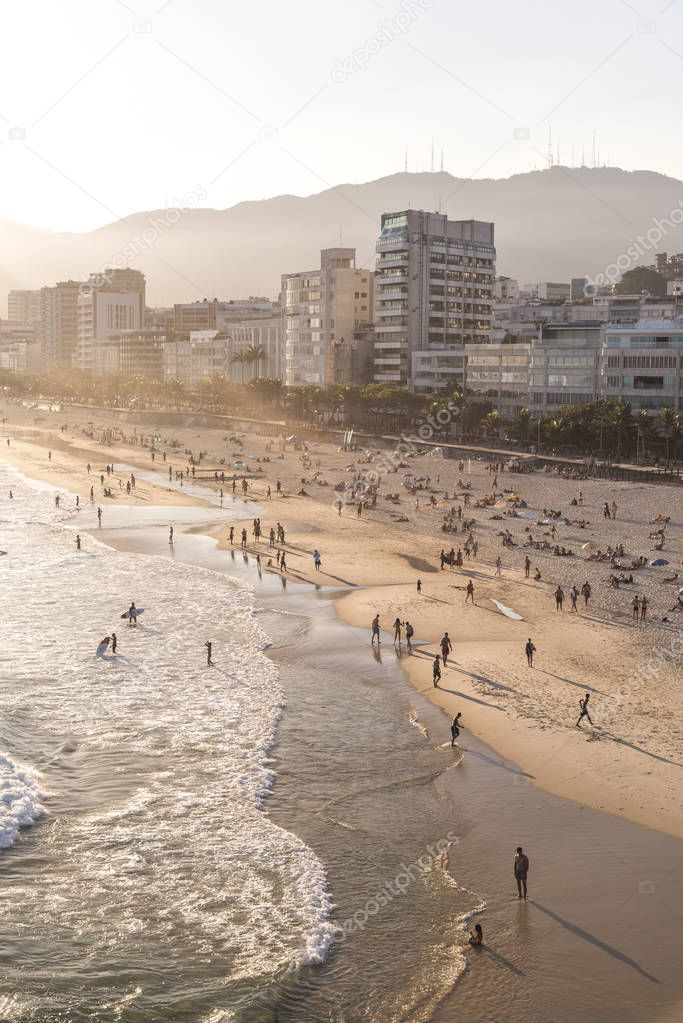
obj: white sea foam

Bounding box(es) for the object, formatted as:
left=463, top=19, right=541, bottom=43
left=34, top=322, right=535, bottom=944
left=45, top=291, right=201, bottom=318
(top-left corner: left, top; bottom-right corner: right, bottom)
left=0, top=753, right=45, bottom=848
left=0, top=461, right=333, bottom=981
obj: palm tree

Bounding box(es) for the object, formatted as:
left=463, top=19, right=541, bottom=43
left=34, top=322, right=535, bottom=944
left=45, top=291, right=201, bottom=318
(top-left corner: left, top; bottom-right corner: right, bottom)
left=245, top=344, right=266, bottom=380
left=482, top=410, right=502, bottom=439
left=231, top=351, right=249, bottom=384
left=511, top=407, right=532, bottom=443
left=659, top=406, right=680, bottom=465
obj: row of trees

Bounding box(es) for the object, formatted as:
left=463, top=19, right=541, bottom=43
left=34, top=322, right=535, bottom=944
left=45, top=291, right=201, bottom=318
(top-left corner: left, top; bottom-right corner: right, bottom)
left=1, top=367, right=680, bottom=462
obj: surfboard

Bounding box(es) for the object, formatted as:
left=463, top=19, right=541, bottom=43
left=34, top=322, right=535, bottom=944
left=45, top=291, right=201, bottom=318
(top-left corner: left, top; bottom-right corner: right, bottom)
left=95, top=640, right=110, bottom=657
left=120, top=608, right=145, bottom=619
left=490, top=598, right=524, bottom=621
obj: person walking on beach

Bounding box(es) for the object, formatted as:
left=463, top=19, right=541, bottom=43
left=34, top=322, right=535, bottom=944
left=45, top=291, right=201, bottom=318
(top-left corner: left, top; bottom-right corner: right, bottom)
left=524, top=555, right=531, bottom=579
left=128, top=602, right=137, bottom=627
left=433, top=655, right=442, bottom=687
left=465, top=580, right=475, bottom=605
left=632, top=595, right=640, bottom=624
left=603, top=502, right=611, bottom=519
left=371, top=615, right=381, bottom=645
left=111, top=632, right=117, bottom=654
left=280, top=552, right=287, bottom=572
left=570, top=585, right=579, bottom=612
left=75, top=534, right=81, bottom=551
left=451, top=712, right=462, bottom=745
left=90, top=485, right=94, bottom=502
left=576, top=693, right=593, bottom=728
left=405, top=621, right=414, bottom=652
left=495, top=556, right=502, bottom=577
left=440, top=632, right=452, bottom=666
left=313, top=549, right=322, bottom=572
left=229, top=526, right=234, bottom=544
left=97, top=506, right=102, bottom=526
left=640, top=596, right=648, bottom=621
left=205, top=640, right=213, bottom=666
left=241, top=528, right=247, bottom=549
left=581, top=580, right=591, bottom=607
left=611, top=501, right=618, bottom=520
left=393, top=618, right=402, bottom=647
left=525, top=638, right=536, bottom=667
left=554, top=586, right=564, bottom=611
left=514, top=847, right=529, bottom=900
left=416, top=578, right=422, bottom=594
left=169, top=526, right=174, bottom=545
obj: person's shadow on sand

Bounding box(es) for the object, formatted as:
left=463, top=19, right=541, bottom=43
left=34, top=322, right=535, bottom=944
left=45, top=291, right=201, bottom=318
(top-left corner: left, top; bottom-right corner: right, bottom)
left=531, top=902, right=659, bottom=982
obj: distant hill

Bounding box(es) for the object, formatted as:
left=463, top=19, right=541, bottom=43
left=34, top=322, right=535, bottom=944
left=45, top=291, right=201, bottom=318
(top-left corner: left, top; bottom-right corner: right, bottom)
left=2, top=167, right=683, bottom=311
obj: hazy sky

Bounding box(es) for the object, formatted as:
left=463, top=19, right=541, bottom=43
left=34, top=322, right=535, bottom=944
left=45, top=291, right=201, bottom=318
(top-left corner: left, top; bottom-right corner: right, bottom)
left=1, top=0, right=682, bottom=232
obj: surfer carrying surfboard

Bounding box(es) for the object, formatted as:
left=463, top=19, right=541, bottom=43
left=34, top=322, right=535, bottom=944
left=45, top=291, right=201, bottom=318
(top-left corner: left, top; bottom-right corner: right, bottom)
left=128, top=602, right=138, bottom=627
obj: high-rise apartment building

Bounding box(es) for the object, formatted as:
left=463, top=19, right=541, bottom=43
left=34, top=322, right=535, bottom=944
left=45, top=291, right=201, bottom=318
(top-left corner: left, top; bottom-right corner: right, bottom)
left=282, top=248, right=374, bottom=386
left=8, top=289, right=42, bottom=325
left=374, top=210, right=495, bottom=390
left=40, top=281, right=81, bottom=366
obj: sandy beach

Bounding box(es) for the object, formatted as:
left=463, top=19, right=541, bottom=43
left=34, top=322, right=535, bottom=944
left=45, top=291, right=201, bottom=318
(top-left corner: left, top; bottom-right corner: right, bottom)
left=1, top=398, right=683, bottom=1022
left=3, top=400, right=680, bottom=841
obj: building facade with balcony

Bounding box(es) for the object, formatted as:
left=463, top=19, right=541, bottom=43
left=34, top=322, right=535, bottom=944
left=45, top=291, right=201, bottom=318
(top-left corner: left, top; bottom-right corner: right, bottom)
left=529, top=323, right=603, bottom=414
left=374, top=210, right=495, bottom=390
left=281, top=249, right=373, bottom=387
left=601, top=321, right=683, bottom=412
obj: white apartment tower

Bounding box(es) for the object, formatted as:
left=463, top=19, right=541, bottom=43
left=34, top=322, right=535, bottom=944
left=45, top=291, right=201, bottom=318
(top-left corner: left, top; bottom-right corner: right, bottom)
left=282, top=248, right=373, bottom=386
left=374, top=210, right=496, bottom=391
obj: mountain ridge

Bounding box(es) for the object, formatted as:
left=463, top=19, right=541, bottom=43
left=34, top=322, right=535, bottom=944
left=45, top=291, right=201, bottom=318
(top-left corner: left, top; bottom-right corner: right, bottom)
left=2, top=167, right=682, bottom=311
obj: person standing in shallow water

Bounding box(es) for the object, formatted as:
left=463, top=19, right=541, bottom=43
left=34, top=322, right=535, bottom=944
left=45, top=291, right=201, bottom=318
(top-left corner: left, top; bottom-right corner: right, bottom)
left=514, top=847, right=529, bottom=900
left=205, top=640, right=213, bottom=666
left=371, top=615, right=381, bottom=645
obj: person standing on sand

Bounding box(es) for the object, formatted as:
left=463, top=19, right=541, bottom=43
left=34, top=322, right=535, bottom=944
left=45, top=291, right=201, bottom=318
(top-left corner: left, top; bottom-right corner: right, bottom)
left=205, top=640, right=213, bottom=666
left=525, top=638, right=536, bottom=667
left=451, top=712, right=462, bottom=745
left=570, top=585, right=579, bottom=611
left=229, top=526, right=234, bottom=544
left=371, top=615, right=381, bottom=645
left=581, top=581, right=591, bottom=607
left=393, top=618, right=402, bottom=646
left=313, top=549, right=322, bottom=572
left=440, top=632, right=452, bottom=666
left=495, top=556, right=502, bottom=577
left=632, top=595, right=640, bottom=624
left=612, top=501, right=618, bottom=520
left=514, top=847, right=529, bottom=900
left=405, top=621, right=414, bottom=652
left=75, top=534, right=81, bottom=551
left=465, top=580, right=475, bottom=605
left=416, top=579, right=422, bottom=594
left=524, top=556, right=531, bottom=579
left=433, top=655, right=442, bottom=687
left=554, top=586, right=564, bottom=611
left=97, top=506, right=102, bottom=525
left=169, top=526, right=174, bottom=545
left=640, top=596, right=648, bottom=621
left=576, top=693, right=593, bottom=728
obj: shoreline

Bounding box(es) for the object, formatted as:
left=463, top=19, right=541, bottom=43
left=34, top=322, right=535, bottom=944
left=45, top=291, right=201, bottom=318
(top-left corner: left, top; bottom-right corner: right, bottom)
left=2, top=405, right=681, bottom=843
left=3, top=432, right=683, bottom=1021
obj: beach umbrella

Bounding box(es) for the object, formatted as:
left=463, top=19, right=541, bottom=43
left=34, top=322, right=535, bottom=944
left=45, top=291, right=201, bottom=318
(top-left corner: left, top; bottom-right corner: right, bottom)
left=650, top=558, right=669, bottom=566
left=581, top=541, right=597, bottom=550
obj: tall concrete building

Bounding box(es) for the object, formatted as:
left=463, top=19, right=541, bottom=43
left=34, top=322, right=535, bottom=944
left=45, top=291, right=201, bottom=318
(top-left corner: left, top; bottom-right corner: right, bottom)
left=40, top=281, right=81, bottom=366
left=374, top=210, right=495, bottom=390
left=282, top=248, right=373, bottom=386
left=8, top=290, right=42, bottom=325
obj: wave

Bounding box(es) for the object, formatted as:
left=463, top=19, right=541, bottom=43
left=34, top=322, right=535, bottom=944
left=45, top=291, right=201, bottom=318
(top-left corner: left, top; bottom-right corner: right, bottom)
left=0, top=753, right=45, bottom=849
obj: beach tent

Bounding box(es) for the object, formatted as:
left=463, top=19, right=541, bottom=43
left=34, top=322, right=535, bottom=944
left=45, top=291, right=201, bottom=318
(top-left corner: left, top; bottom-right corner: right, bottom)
left=650, top=558, right=669, bottom=566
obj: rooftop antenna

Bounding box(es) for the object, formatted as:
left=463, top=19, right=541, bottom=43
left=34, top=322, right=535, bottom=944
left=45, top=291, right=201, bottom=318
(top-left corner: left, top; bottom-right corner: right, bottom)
left=556, top=142, right=561, bottom=165
left=547, top=126, right=553, bottom=168
left=430, top=139, right=434, bottom=173
left=404, top=150, right=408, bottom=173
left=580, top=145, right=585, bottom=166
left=592, top=130, right=596, bottom=169
left=440, top=148, right=444, bottom=172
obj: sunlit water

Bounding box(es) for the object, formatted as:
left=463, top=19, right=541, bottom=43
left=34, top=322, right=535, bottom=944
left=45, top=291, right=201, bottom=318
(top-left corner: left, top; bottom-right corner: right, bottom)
left=0, top=465, right=333, bottom=1021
